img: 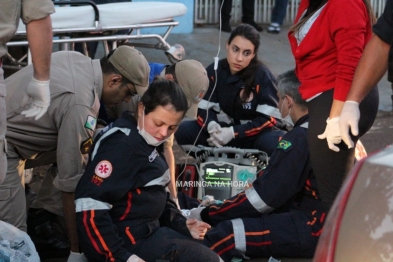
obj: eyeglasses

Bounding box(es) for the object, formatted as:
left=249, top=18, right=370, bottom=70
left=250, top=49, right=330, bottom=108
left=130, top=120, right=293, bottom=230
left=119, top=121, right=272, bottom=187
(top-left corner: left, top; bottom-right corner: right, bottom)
left=124, top=83, right=138, bottom=97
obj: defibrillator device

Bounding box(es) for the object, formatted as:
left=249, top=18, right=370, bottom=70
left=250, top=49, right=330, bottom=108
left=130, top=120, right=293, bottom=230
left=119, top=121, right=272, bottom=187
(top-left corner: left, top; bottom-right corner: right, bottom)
left=197, top=161, right=257, bottom=201
left=177, top=146, right=268, bottom=201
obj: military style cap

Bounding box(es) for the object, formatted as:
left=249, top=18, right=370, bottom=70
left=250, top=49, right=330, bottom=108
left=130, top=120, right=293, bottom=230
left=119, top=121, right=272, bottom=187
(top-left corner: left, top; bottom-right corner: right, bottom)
left=175, top=60, right=209, bottom=119
left=109, top=46, right=150, bottom=96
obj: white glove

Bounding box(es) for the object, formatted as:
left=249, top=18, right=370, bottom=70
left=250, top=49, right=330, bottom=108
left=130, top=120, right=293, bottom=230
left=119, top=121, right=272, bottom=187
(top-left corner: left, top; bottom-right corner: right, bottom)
left=211, top=127, right=234, bottom=145
left=318, top=117, right=341, bottom=152
left=67, top=251, right=88, bottom=262
left=127, top=254, right=145, bottom=262
left=20, top=77, right=50, bottom=120
left=339, top=101, right=360, bottom=149
left=207, top=121, right=222, bottom=134
left=187, top=206, right=205, bottom=221
left=207, top=135, right=222, bottom=147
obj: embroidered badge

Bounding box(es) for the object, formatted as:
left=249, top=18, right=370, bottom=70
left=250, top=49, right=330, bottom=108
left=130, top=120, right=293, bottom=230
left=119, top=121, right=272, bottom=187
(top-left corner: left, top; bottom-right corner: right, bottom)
left=149, top=148, right=159, bottom=162
left=277, top=140, right=292, bottom=150
left=84, top=116, right=97, bottom=131
left=95, top=160, right=113, bottom=178
left=80, top=138, right=93, bottom=154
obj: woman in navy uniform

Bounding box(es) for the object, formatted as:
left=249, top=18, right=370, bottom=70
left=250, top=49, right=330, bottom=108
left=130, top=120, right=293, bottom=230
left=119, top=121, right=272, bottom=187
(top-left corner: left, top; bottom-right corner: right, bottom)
left=75, top=79, right=222, bottom=261
left=175, top=24, right=285, bottom=156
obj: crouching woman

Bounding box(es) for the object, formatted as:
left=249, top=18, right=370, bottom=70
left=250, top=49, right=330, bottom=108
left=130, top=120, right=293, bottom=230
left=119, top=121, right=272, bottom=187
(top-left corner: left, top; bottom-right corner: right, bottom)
left=74, top=79, right=222, bottom=262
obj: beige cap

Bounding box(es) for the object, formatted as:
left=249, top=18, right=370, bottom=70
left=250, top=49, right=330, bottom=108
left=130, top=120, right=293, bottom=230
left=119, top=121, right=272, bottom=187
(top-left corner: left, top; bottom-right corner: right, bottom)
left=175, top=60, right=209, bottom=119
left=109, top=46, right=150, bottom=96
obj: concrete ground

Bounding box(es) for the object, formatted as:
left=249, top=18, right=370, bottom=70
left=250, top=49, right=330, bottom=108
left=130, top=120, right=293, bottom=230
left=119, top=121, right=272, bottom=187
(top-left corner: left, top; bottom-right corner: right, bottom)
left=35, top=24, right=392, bottom=262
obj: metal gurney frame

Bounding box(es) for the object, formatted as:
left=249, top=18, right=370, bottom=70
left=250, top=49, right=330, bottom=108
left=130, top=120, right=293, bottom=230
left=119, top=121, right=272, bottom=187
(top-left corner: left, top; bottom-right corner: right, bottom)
left=4, top=1, right=187, bottom=72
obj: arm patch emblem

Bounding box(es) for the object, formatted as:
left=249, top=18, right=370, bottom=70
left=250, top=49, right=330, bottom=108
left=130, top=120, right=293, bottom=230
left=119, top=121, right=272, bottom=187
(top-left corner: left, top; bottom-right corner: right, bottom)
left=277, top=140, right=292, bottom=151
left=80, top=138, right=93, bottom=154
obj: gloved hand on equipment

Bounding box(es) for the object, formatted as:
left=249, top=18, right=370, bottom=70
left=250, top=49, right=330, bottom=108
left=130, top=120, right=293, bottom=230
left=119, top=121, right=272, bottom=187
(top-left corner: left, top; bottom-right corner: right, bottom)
left=207, top=121, right=221, bottom=134
left=207, top=121, right=222, bottom=147
left=318, top=117, right=342, bottom=152
left=210, top=127, right=234, bottom=146
left=127, top=254, right=145, bottom=262
left=67, top=251, right=88, bottom=262
left=20, top=77, right=50, bottom=120
left=339, top=101, right=360, bottom=149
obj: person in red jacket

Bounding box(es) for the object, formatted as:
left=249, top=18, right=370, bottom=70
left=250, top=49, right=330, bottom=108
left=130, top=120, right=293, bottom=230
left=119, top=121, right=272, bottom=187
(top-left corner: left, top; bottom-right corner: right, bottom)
left=288, top=0, right=379, bottom=211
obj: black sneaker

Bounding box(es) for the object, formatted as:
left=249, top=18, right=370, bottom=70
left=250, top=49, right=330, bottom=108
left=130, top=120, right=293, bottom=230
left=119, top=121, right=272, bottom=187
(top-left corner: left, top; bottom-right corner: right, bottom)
left=267, top=23, right=281, bottom=34
left=244, top=20, right=263, bottom=32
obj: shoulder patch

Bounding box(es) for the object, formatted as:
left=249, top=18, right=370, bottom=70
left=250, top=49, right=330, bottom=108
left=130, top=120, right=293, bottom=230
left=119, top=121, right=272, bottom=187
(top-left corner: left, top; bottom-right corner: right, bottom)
left=95, top=160, right=113, bottom=178
left=85, top=115, right=97, bottom=131
left=80, top=138, right=93, bottom=154
left=277, top=140, right=292, bottom=150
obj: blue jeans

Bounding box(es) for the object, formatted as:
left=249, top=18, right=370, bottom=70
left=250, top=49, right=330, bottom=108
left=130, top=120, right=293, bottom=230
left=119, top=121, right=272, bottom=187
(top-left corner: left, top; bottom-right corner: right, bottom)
left=271, top=0, right=290, bottom=25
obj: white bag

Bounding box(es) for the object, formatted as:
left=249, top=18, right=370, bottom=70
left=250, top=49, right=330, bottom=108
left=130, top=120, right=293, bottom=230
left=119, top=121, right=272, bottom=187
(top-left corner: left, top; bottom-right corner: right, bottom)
left=0, top=220, right=40, bottom=262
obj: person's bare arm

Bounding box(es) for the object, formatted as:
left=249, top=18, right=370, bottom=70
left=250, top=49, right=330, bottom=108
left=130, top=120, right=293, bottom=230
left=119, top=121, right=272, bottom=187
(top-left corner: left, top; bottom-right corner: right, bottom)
left=25, top=15, right=52, bottom=81
left=347, top=34, right=389, bottom=102
left=164, top=147, right=178, bottom=201
left=62, top=191, right=79, bottom=252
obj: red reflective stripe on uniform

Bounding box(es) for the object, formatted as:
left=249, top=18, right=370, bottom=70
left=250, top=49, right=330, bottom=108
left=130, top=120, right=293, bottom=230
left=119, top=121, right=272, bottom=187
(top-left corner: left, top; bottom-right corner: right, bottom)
left=307, top=217, right=317, bottom=226
left=210, top=76, right=215, bottom=82
left=120, top=192, right=132, bottom=221
left=320, top=212, right=326, bottom=223
left=197, top=116, right=205, bottom=127
left=83, top=211, right=106, bottom=257
left=136, top=188, right=141, bottom=194
left=216, top=243, right=235, bottom=257
left=311, top=228, right=323, bottom=237
left=210, top=234, right=234, bottom=250
left=256, top=84, right=260, bottom=94
left=84, top=210, right=115, bottom=262
left=245, top=230, right=270, bottom=236
left=125, top=227, right=136, bottom=244
left=246, top=241, right=272, bottom=246
left=89, top=210, right=116, bottom=262
left=244, top=118, right=275, bottom=137
left=209, top=193, right=247, bottom=215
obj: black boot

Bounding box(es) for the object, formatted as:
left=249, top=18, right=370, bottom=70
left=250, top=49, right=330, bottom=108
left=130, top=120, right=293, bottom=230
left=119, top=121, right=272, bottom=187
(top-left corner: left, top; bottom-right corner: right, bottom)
left=27, top=208, right=70, bottom=260
left=220, top=20, right=232, bottom=33
left=243, top=20, right=263, bottom=32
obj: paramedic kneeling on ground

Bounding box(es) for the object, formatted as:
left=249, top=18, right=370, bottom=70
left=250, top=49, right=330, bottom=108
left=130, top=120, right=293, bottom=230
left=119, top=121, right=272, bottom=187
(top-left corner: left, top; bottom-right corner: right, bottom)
left=187, top=70, right=327, bottom=261
left=175, top=24, right=286, bottom=157
left=75, top=79, right=222, bottom=262
left=2, top=46, right=150, bottom=261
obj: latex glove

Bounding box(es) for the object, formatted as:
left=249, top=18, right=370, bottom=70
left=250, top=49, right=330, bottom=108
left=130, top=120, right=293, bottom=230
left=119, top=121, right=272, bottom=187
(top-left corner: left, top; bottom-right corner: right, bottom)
left=339, top=101, right=360, bottom=149
left=127, top=254, right=145, bottom=262
left=318, top=117, right=341, bottom=152
left=67, top=251, right=88, bottom=262
left=186, top=218, right=211, bottom=240
left=188, top=206, right=205, bottom=220
left=20, top=77, right=50, bottom=120
left=207, top=135, right=222, bottom=147
left=211, top=127, right=234, bottom=145
left=207, top=121, right=222, bottom=134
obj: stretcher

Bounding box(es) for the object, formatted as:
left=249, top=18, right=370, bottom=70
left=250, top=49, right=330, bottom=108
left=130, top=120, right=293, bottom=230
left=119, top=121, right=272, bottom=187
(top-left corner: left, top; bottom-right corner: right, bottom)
left=5, top=1, right=187, bottom=71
